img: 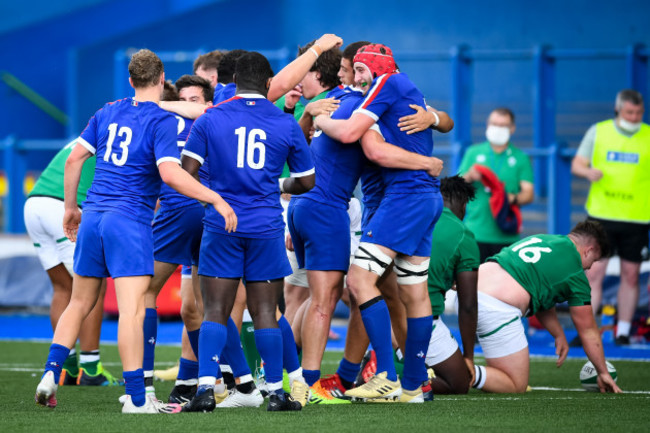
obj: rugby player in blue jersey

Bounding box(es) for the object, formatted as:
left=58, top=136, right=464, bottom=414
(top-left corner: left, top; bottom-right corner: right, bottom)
left=315, top=44, right=443, bottom=402
left=181, top=52, right=315, bottom=412
left=35, top=49, right=236, bottom=414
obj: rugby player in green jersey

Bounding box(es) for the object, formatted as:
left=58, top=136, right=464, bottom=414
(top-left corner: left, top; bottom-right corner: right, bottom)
left=425, top=175, right=479, bottom=394
left=472, top=220, right=622, bottom=393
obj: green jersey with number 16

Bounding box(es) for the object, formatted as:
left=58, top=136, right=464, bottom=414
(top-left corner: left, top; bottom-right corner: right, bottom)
left=488, top=234, right=592, bottom=316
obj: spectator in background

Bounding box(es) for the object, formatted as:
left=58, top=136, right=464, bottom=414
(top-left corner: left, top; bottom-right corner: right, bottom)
left=460, top=108, right=534, bottom=262
left=571, top=89, right=650, bottom=345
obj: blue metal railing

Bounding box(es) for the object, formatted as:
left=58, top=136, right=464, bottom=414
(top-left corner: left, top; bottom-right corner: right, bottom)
left=2, top=44, right=647, bottom=233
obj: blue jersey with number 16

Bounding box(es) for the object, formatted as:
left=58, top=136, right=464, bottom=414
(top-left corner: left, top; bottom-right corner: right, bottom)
left=78, top=98, right=180, bottom=223
left=183, top=94, right=314, bottom=238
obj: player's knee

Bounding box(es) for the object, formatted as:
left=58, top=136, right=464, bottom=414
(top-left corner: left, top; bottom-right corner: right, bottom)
left=393, top=257, right=429, bottom=286
left=352, top=242, right=392, bottom=279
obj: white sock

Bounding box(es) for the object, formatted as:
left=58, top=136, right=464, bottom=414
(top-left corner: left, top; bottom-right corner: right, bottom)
left=80, top=350, right=100, bottom=364
left=288, top=368, right=305, bottom=386
left=616, top=321, right=631, bottom=337
left=198, top=376, right=216, bottom=387
left=238, top=374, right=253, bottom=384
left=473, top=365, right=487, bottom=389
left=174, top=378, right=198, bottom=386
left=267, top=381, right=283, bottom=392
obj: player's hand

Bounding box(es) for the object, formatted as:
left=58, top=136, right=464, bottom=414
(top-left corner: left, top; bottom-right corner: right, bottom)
left=285, top=85, right=302, bottom=109
left=554, top=336, right=569, bottom=367
left=62, top=208, right=82, bottom=242
left=213, top=197, right=237, bottom=233
left=313, top=114, right=327, bottom=130
left=426, top=156, right=444, bottom=178
left=464, top=166, right=482, bottom=183
left=285, top=233, right=294, bottom=251
left=305, top=97, right=340, bottom=117
left=309, top=126, right=316, bottom=140
left=586, top=168, right=603, bottom=182
left=398, top=104, right=434, bottom=134
left=314, top=34, right=343, bottom=51
left=597, top=373, right=622, bottom=394
left=464, top=357, right=475, bottom=386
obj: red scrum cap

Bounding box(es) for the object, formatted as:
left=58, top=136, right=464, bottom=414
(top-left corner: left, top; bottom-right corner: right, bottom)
left=353, top=44, right=398, bottom=78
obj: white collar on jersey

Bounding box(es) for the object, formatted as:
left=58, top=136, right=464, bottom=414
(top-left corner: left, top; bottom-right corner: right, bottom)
left=236, top=93, right=266, bottom=99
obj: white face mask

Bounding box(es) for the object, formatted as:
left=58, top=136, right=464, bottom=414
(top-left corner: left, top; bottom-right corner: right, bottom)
left=486, top=125, right=511, bottom=146
left=618, top=118, right=642, bottom=134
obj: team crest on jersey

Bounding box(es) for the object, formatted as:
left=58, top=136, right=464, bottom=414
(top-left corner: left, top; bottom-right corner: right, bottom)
left=246, top=101, right=256, bottom=106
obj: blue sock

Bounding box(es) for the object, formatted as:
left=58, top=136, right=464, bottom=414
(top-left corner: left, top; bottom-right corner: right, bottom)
left=123, top=369, right=146, bottom=407
left=44, top=343, right=70, bottom=384
left=402, top=315, right=433, bottom=391
left=337, top=357, right=361, bottom=384
left=278, top=315, right=300, bottom=373
left=198, top=321, right=227, bottom=380
left=303, top=369, right=320, bottom=387
left=143, top=308, right=157, bottom=372
left=187, top=328, right=200, bottom=359
left=177, top=357, right=199, bottom=381
left=223, top=317, right=251, bottom=378
left=359, top=297, right=397, bottom=381
left=254, top=328, right=283, bottom=385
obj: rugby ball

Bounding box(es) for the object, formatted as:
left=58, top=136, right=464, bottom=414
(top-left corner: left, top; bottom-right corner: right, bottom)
left=579, top=360, right=617, bottom=391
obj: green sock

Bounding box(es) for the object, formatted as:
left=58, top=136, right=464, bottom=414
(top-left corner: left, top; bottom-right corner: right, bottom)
left=393, top=349, right=404, bottom=378
left=62, top=349, right=79, bottom=376
left=80, top=350, right=101, bottom=375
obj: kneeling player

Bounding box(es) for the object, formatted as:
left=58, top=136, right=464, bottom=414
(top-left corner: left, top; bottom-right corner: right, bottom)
left=472, top=220, right=621, bottom=393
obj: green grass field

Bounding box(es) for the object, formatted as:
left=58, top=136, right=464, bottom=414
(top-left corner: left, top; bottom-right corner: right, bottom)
left=2, top=341, right=649, bottom=432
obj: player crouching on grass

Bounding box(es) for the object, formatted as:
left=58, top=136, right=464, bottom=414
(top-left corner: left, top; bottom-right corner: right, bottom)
left=472, top=220, right=622, bottom=394
left=35, top=48, right=237, bottom=414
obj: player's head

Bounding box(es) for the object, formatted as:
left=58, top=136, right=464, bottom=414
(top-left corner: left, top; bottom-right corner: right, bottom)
left=162, top=80, right=179, bottom=101
left=486, top=107, right=516, bottom=147
left=339, top=41, right=371, bottom=87
left=353, top=43, right=398, bottom=91
left=128, top=49, right=165, bottom=89
left=175, top=74, right=214, bottom=105
left=569, top=220, right=611, bottom=270
left=234, top=52, right=274, bottom=97
left=440, top=174, right=476, bottom=220
left=193, top=50, right=224, bottom=88
left=615, top=89, right=644, bottom=133
left=298, top=40, right=342, bottom=99
left=218, top=49, right=248, bottom=85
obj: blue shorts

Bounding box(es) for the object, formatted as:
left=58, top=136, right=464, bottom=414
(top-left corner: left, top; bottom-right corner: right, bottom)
left=361, top=192, right=442, bottom=257
left=153, top=203, right=204, bottom=266
left=198, top=230, right=292, bottom=281
left=287, top=197, right=351, bottom=272
left=73, top=210, right=154, bottom=278
left=361, top=205, right=379, bottom=232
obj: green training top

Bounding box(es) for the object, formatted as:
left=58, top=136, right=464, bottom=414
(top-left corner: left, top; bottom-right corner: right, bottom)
left=459, top=142, right=533, bottom=244
left=489, top=234, right=592, bottom=316
left=428, top=207, right=480, bottom=316
left=29, top=140, right=96, bottom=206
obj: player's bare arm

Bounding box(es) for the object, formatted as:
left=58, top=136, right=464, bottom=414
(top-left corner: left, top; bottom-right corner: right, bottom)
left=570, top=304, right=622, bottom=393
left=159, top=100, right=207, bottom=120
left=360, top=129, right=443, bottom=177
left=398, top=104, right=454, bottom=134
left=160, top=160, right=237, bottom=233
left=455, top=270, right=478, bottom=369
left=267, top=33, right=343, bottom=103
left=535, top=307, right=569, bottom=367
left=314, top=112, right=375, bottom=143
left=280, top=173, right=315, bottom=195
left=62, top=142, right=92, bottom=242
left=298, top=97, right=340, bottom=140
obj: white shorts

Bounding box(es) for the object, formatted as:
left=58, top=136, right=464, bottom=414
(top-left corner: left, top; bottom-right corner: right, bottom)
left=285, top=248, right=308, bottom=288
left=425, top=317, right=459, bottom=366
left=476, top=292, right=528, bottom=358
left=23, top=196, right=75, bottom=274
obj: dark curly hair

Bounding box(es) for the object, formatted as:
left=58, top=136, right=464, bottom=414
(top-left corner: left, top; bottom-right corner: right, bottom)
left=441, top=174, right=476, bottom=207
left=298, top=40, right=341, bottom=90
